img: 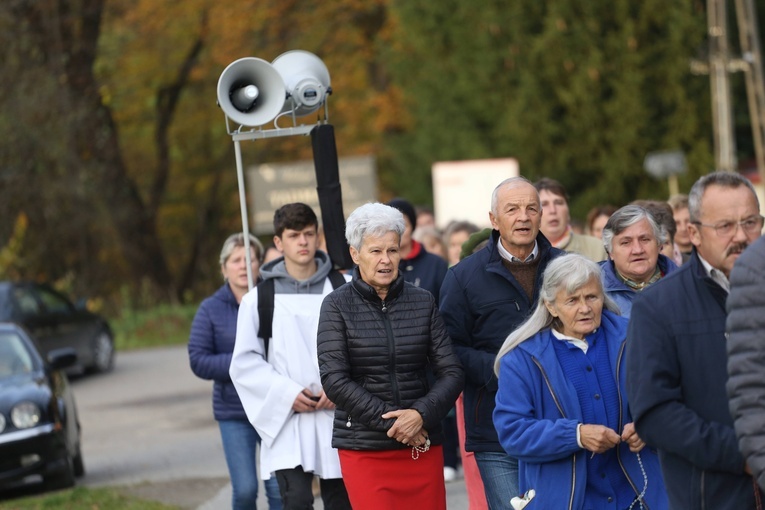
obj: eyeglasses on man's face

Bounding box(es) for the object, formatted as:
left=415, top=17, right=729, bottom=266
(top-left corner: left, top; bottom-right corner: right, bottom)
left=692, top=215, right=764, bottom=237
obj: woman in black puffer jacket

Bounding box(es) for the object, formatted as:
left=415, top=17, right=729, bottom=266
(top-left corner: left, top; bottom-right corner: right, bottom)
left=317, top=202, right=464, bottom=510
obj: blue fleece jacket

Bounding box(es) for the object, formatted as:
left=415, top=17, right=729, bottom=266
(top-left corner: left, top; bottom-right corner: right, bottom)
left=494, top=310, right=668, bottom=510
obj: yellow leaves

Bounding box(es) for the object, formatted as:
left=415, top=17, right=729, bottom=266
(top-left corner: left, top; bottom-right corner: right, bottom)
left=370, top=85, right=411, bottom=134
left=0, top=213, right=28, bottom=279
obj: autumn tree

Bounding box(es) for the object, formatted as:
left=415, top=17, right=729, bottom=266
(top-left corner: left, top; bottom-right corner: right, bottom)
left=0, top=0, right=397, bottom=304
left=0, top=0, right=175, bottom=300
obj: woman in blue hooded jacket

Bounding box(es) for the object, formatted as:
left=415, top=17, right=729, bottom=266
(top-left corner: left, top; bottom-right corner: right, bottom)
left=493, top=254, right=667, bottom=510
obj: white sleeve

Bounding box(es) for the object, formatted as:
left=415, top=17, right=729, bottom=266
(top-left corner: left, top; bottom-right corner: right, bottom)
left=230, top=289, right=305, bottom=447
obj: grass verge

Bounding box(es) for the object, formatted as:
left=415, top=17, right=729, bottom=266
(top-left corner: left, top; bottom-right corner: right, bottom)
left=0, top=486, right=178, bottom=509
left=111, top=304, right=198, bottom=351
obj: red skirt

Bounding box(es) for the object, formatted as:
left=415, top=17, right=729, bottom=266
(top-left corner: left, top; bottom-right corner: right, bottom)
left=338, top=445, right=446, bottom=509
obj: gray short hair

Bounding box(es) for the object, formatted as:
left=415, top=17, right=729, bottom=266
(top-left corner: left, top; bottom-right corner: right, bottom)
left=220, top=233, right=263, bottom=266
left=443, top=220, right=480, bottom=245
left=345, top=203, right=406, bottom=251
left=602, top=205, right=666, bottom=254
left=494, top=253, right=619, bottom=374
left=490, top=176, right=536, bottom=216
left=688, top=171, right=759, bottom=222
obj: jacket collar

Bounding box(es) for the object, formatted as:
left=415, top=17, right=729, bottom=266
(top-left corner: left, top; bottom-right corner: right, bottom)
left=601, top=254, right=679, bottom=292
left=486, top=229, right=554, bottom=265
left=484, top=230, right=557, bottom=304
left=217, top=283, right=239, bottom=306
left=351, top=266, right=405, bottom=304
left=688, top=249, right=728, bottom=308
left=518, top=309, right=627, bottom=362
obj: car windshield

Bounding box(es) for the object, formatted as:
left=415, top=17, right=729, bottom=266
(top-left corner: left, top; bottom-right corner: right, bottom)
left=0, top=333, right=34, bottom=378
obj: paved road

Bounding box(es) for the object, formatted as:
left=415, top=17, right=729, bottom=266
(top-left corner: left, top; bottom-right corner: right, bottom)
left=70, top=345, right=470, bottom=508
left=72, top=346, right=228, bottom=488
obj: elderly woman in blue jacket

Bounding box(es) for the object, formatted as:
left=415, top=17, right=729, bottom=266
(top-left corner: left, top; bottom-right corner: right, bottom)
left=599, top=205, right=678, bottom=318
left=493, top=254, right=667, bottom=510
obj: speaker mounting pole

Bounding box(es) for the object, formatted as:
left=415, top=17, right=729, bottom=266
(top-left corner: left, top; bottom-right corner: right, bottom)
left=232, top=138, right=256, bottom=290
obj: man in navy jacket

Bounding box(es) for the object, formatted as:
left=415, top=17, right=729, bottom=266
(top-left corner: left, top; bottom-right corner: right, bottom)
left=440, top=176, right=562, bottom=508
left=626, top=171, right=764, bottom=509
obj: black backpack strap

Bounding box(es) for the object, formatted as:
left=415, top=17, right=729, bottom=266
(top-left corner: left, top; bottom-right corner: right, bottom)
left=328, top=269, right=347, bottom=290
left=256, top=278, right=275, bottom=359
left=257, top=271, right=343, bottom=360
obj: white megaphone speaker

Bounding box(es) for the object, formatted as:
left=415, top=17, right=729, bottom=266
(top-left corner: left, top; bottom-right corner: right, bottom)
left=217, top=57, right=286, bottom=127
left=272, top=50, right=331, bottom=117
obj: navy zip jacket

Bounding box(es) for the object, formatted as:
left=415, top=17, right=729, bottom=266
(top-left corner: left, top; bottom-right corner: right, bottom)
left=399, top=240, right=448, bottom=303
left=626, top=250, right=759, bottom=509
left=439, top=230, right=563, bottom=452
left=188, top=284, right=248, bottom=421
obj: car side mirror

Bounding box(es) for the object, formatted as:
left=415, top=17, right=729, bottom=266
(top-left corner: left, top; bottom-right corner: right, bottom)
left=47, top=348, right=78, bottom=370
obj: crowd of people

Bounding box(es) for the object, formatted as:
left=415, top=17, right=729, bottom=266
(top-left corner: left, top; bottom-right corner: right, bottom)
left=187, top=170, right=765, bottom=509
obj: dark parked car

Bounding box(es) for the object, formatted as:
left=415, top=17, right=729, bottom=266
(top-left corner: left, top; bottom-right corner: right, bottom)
left=0, top=323, right=84, bottom=491
left=0, top=282, right=114, bottom=374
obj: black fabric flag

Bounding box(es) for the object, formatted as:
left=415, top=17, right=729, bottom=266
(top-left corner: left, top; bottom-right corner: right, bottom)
left=311, top=124, right=354, bottom=269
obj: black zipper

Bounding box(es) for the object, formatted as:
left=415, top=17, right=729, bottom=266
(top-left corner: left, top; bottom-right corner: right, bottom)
left=381, top=300, right=400, bottom=406
left=701, top=470, right=706, bottom=510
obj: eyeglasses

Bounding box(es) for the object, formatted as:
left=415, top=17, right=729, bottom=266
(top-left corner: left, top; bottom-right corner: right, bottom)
left=693, top=215, right=764, bottom=237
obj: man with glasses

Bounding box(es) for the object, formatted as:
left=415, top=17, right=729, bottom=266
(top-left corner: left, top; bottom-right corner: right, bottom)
left=626, top=171, right=764, bottom=509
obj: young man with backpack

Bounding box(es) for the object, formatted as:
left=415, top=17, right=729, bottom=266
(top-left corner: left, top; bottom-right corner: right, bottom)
left=231, top=203, right=351, bottom=510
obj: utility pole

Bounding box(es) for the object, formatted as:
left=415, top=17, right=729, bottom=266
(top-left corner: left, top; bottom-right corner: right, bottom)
left=734, top=0, right=765, bottom=184
left=699, top=0, right=765, bottom=179
left=707, top=0, right=737, bottom=172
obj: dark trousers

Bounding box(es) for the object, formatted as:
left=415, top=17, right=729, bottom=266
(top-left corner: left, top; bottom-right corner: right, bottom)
left=274, top=466, right=351, bottom=510
left=442, top=413, right=460, bottom=470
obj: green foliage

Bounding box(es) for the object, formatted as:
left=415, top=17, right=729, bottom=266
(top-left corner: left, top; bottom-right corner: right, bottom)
left=384, top=0, right=717, bottom=216
left=111, top=304, right=198, bottom=350
left=383, top=0, right=518, bottom=203
left=0, top=486, right=177, bottom=510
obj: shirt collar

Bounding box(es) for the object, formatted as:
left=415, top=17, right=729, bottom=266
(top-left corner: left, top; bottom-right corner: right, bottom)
left=497, top=237, right=538, bottom=263
left=551, top=328, right=589, bottom=354
left=697, top=253, right=730, bottom=293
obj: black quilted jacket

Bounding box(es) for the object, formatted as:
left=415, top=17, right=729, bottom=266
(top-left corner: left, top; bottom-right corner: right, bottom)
left=317, top=269, right=464, bottom=451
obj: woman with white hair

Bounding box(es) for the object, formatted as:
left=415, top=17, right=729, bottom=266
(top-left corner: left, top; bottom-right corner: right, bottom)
left=599, top=205, right=678, bottom=318
left=317, top=203, right=464, bottom=509
left=493, top=253, right=668, bottom=510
